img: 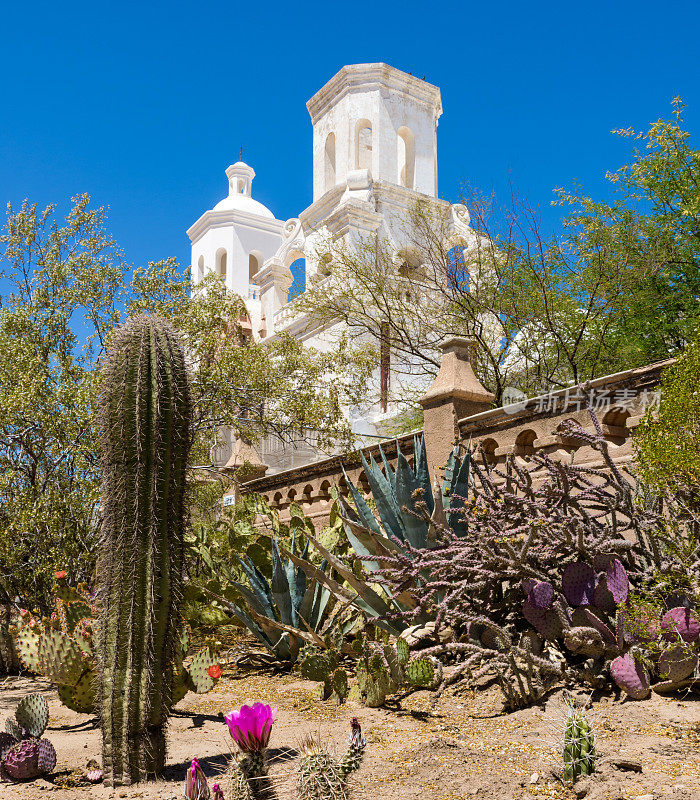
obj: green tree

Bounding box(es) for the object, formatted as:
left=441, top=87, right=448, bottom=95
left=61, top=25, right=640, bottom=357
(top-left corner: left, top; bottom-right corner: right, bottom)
left=0, top=195, right=372, bottom=610
left=556, top=97, right=700, bottom=364
left=635, top=327, right=700, bottom=496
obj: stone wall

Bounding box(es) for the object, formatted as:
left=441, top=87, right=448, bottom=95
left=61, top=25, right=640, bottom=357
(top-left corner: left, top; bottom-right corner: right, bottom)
left=240, top=343, right=669, bottom=527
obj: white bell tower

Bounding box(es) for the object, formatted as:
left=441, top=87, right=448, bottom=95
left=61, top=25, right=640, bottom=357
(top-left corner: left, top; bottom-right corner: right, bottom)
left=187, top=161, right=284, bottom=304
left=306, top=63, right=443, bottom=202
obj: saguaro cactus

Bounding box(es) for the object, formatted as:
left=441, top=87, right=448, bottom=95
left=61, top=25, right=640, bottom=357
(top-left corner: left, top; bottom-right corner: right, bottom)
left=98, top=315, right=191, bottom=785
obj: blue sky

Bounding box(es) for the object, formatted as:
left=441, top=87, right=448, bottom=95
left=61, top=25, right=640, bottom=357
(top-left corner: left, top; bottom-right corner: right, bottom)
left=1, top=0, right=699, bottom=275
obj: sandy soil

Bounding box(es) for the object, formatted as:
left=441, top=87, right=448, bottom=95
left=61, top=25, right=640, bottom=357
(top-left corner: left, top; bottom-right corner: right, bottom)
left=0, top=669, right=698, bottom=800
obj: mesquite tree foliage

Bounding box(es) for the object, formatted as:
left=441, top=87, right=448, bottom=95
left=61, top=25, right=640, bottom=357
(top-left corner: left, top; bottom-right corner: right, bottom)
left=367, top=411, right=675, bottom=706
left=98, top=315, right=191, bottom=785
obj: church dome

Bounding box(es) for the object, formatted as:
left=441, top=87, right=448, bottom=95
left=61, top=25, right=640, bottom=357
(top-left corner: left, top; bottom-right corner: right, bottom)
left=213, top=161, right=275, bottom=219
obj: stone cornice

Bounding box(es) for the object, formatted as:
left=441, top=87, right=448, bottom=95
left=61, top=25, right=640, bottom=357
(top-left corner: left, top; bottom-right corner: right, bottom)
left=299, top=185, right=347, bottom=230
left=373, top=182, right=452, bottom=213
left=187, top=209, right=284, bottom=244
left=242, top=430, right=418, bottom=492
left=307, top=63, right=443, bottom=124
left=323, top=201, right=383, bottom=238
left=456, top=359, right=672, bottom=438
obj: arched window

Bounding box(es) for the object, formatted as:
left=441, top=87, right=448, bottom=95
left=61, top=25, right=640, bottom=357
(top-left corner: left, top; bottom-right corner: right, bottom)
left=324, top=132, right=336, bottom=192
left=479, top=438, right=498, bottom=466
left=288, top=257, right=306, bottom=300
left=248, top=252, right=260, bottom=281
left=356, top=119, right=372, bottom=171
left=197, top=255, right=204, bottom=282
left=514, top=429, right=537, bottom=456
left=216, top=249, right=227, bottom=281
left=397, top=126, right=415, bottom=189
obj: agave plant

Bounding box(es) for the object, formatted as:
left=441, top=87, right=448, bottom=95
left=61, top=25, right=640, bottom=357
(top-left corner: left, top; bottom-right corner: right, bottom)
left=202, top=532, right=342, bottom=663
left=287, top=437, right=472, bottom=635
left=341, top=435, right=472, bottom=561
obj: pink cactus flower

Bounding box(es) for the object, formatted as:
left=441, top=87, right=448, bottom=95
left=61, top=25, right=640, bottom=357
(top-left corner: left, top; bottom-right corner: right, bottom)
left=184, top=758, right=210, bottom=799
left=212, top=783, right=225, bottom=799
left=224, top=703, right=277, bottom=752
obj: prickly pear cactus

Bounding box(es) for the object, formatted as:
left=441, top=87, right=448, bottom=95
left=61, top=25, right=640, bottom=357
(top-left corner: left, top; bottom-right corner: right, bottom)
left=0, top=694, right=56, bottom=784
left=12, top=580, right=97, bottom=714
left=12, top=584, right=219, bottom=716
left=299, top=645, right=348, bottom=703
left=405, top=655, right=442, bottom=689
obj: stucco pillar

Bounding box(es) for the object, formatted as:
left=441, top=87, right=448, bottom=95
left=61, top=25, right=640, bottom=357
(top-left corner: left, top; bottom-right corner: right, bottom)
left=256, top=257, right=293, bottom=328
left=419, top=337, right=495, bottom=476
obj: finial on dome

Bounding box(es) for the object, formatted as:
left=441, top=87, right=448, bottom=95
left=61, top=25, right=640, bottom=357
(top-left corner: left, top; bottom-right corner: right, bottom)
left=226, top=161, right=255, bottom=197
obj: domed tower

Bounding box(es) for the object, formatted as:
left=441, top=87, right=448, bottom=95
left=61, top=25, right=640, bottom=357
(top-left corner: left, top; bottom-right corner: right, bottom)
left=187, top=161, right=284, bottom=302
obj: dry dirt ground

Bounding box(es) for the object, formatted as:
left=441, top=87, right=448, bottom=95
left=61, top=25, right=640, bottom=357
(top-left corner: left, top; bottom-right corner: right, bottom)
left=0, top=670, right=698, bottom=800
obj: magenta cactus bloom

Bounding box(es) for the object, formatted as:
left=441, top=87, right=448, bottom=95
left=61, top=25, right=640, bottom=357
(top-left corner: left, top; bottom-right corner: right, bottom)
left=224, top=703, right=277, bottom=753
left=212, top=783, right=225, bottom=800
left=184, top=758, right=210, bottom=800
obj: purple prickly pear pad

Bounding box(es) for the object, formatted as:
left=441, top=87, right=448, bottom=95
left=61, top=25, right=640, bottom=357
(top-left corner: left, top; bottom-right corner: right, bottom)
left=527, top=581, right=554, bottom=610
left=605, top=558, right=629, bottom=604
left=661, top=607, right=700, bottom=643
left=610, top=652, right=650, bottom=700
left=562, top=561, right=597, bottom=606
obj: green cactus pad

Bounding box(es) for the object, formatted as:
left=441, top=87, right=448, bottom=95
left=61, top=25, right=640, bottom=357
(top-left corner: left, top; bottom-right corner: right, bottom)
left=396, top=637, right=409, bottom=666
left=299, top=647, right=338, bottom=683
left=15, top=627, right=42, bottom=674
left=72, top=618, right=95, bottom=656
left=63, top=601, right=93, bottom=635
left=185, top=646, right=219, bottom=694
left=57, top=670, right=96, bottom=714
left=54, top=581, right=84, bottom=606
left=5, top=717, right=22, bottom=741
left=364, top=678, right=386, bottom=708
left=331, top=667, right=349, bottom=701
left=405, top=655, right=443, bottom=689
left=15, top=694, right=49, bottom=738
left=37, top=629, right=85, bottom=686
left=383, top=643, right=404, bottom=686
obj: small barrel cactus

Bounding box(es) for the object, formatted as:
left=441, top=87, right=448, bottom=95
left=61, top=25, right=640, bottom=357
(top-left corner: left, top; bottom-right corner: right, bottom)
left=562, top=708, right=595, bottom=782
left=297, top=718, right=366, bottom=800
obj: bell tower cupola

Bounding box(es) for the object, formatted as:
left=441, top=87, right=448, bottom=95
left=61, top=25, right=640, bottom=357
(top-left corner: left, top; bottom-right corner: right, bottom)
left=306, top=63, right=443, bottom=202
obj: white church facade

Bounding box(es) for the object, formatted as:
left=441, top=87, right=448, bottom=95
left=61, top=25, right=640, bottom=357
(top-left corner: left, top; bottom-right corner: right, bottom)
left=187, top=63, right=474, bottom=474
